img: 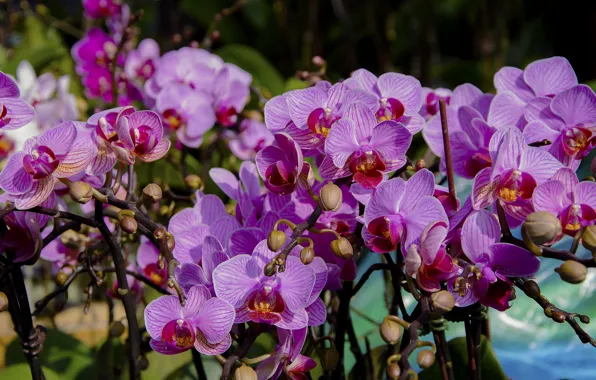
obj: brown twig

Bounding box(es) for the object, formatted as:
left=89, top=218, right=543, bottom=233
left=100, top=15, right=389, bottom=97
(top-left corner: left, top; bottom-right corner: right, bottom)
left=221, top=323, right=261, bottom=380
left=439, top=99, right=456, bottom=201
left=514, top=277, right=596, bottom=347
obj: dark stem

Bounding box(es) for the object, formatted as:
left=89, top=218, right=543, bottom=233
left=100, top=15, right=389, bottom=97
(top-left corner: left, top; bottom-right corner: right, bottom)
left=332, top=280, right=353, bottom=379
left=439, top=99, right=456, bottom=201
left=352, top=263, right=390, bottom=295
left=398, top=297, right=431, bottom=380
left=3, top=266, right=44, bottom=380
left=221, top=323, right=261, bottom=380
left=96, top=199, right=141, bottom=379
left=346, top=313, right=365, bottom=377
left=464, top=318, right=478, bottom=380
left=192, top=349, right=208, bottom=380
left=384, top=253, right=409, bottom=319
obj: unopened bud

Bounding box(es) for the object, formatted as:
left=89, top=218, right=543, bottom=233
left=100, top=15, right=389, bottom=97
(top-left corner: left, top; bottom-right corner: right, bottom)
left=552, top=311, right=566, bottom=323
left=172, top=33, right=182, bottom=44
left=300, top=247, right=315, bottom=264
left=120, top=216, right=138, bottom=234
left=138, top=355, right=149, bottom=370
left=319, top=182, right=342, bottom=211
left=312, top=56, right=325, bottom=67
left=234, top=364, right=257, bottom=380
left=330, top=237, right=353, bottom=260
left=166, top=233, right=175, bottom=252
left=386, top=363, right=401, bottom=379
left=267, top=230, right=286, bottom=252
left=431, top=290, right=455, bottom=314
left=320, top=347, right=339, bottom=371
left=582, top=225, right=596, bottom=252
left=185, top=174, right=203, bottom=190
left=69, top=181, right=93, bottom=204
left=524, top=280, right=541, bottom=298
left=555, top=260, right=587, bottom=284
left=264, top=261, right=277, bottom=277
left=523, top=212, right=562, bottom=245
left=142, top=183, right=162, bottom=202
left=0, top=292, right=8, bottom=312
left=154, top=226, right=167, bottom=240
left=109, top=321, right=126, bottom=337
left=380, top=317, right=402, bottom=344
left=417, top=350, right=435, bottom=369
left=55, top=271, right=68, bottom=286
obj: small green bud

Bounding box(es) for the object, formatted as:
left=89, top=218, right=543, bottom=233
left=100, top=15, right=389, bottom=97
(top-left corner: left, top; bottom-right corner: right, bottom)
left=119, top=216, right=138, bottom=234
left=524, top=280, right=541, bottom=298
left=320, top=347, right=339, bottom=371
left=184, top=175, right=203, bottom=190
left=523, top=212, right=562, bottom=245
left=555, top=260, right=587, bottom=284
left=69, top=181, right=93, bottom=204
left=330, top=237, right=353, bottom=260
left=431, top=290, right=455, bottom=314
left=386, top=363, right=401, bottom=380
left=417, top=350, right=435, bottom=369
left=109, top=321, right=126, bottom=337
left=300, top=247, right=315, bottom=264
left=142, top=183, right=162, bottom=202
left=234, top=364, right=257, bottom=380
left=267, top=230, right=286, bottom=252
left=264, top=261, right=277, bottom=277
left=380, top=317, right=402, bottom=345
left=582, top=225, right=596, bottom=252
left=55, top=271, right=68, bottom=286
left=319, top=182, right=342, bottom=212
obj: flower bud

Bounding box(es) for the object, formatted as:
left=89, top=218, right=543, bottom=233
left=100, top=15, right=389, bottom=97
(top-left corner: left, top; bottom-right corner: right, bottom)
left=154, top=226, right=167, bottom=240
left=0, top=292, right=8, bottom=312
left=523, top=212, right=562, bottom=245
left=142, top=183, right=162, bottom=202
left=431, top=290, right=455, bottom=314
left=524, top=280, right=541, bottom=298
left=555, top=260, right=587, bottom=284
left=319, top=182, right=342, bottom=211
left=69, top=181, right=93, bottom=204
left=312, top=55, right=325, bottom=67
left=120, top=216, right=138, bottom=234
left=320, top=347, right=339, bottom=371
left=551, top=311, right=566, bottom=323
left=138, top=355, right=149, bottom=370
left=109, top=321, right=126, bottom=337
left=380, top=317, right=402, bottom=344
left=184, top=174, right=203, bottom=190
left=264, top=261, right=277, bottom=277
left=55, top=271, right=68, bottom=286
left=330, top=237, right=353, bottom=260
left=386, top=363, right=401, bottom=379
left=60, top=230, right=83, bottom=249
left=582, top=225, right=596, bottom=252
left=234, top=364, right=257, bottom=380
left=267, top=230, right=286, bottom=252
left=300, top=247, right=315, bottom=264
left=417, top=350, right=435, bottom=369
left=167, top=233, right=176, bottom=252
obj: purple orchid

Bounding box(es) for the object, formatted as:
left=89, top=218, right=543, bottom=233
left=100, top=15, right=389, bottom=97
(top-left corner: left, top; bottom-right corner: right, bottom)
left=125, top=39, right=160, bottom=83
left=0, top=193, right=53, bottom=263
left=422, top=83, right=494, bottom=171
left=256, top=132, right=307, bottom=195
left=137, top=236, right=168, bottom=287
left=71, top=28, right=121, bottom=74
left=144, top=284, right=235, bottom=355
left=226, top=118, right=274, bottom=161
left=491, top=56, right=577, bottom=130
left=114, top=108, right=171, bottom=164
left=405, top=220, right=459, bottom=292
left=83, top=107, right=131, bottom=175
left=0, top=121, right=93, bottom=209
left=168, top=193, right=240, bottom=264
left=346, top=69, right=425, bottom=133
left=0, top=71, right=35, bottom=131
left=419, top=87, right=452, bottom=120
left=362, top=169, right=448, bottom=254
left=175, top=236, right=229, bottom=295
left=451, top=210, right=540, bottom=311
left=523, top=85, right=596, bottom=170
left=212, top=64, right=252, bottom=127
left=82, top=0, right=122, bottom=19
left=319, top=103, right=411, bottom=189
left=212, top=240, right=322, bottom=330
left=472, top=127, right=563, bottom=220
left=533, top=167, right=596, bottom=237
left=256, top=328, right=316, bottom=380
left=280, top=81, right=377, bottom=152
left=155, top=84, right=215, bottom=148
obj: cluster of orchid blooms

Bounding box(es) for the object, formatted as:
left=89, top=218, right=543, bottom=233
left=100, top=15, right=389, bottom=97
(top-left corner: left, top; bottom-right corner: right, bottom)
left=1, top=2, right=596, bottom=379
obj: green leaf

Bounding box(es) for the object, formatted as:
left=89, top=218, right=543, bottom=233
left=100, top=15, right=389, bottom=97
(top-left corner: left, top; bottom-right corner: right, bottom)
left=215, top=44, right=285, bottom=95
left=95, top=338, right=127, bottom=380
left=5, top=328, right=96, bottom=379
left=284, top=78, right=309, bottom=92
left=0, top=363, right=62, bottom=380
left=419, top=336, right=508, bottom=380
left=141, top=350, right=193, bottom=380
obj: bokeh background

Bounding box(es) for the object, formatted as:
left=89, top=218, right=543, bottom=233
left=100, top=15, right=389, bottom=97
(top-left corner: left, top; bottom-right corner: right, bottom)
left=1, top=0, right=596, bottom=379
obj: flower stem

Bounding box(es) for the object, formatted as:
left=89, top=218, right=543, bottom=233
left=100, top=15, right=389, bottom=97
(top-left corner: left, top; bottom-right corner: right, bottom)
left=439, top=99, right=456, bottom=202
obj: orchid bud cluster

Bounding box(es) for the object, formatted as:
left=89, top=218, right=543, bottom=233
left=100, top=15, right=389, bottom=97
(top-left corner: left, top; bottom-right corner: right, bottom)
left=1, top=3, right=596, bottom=378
